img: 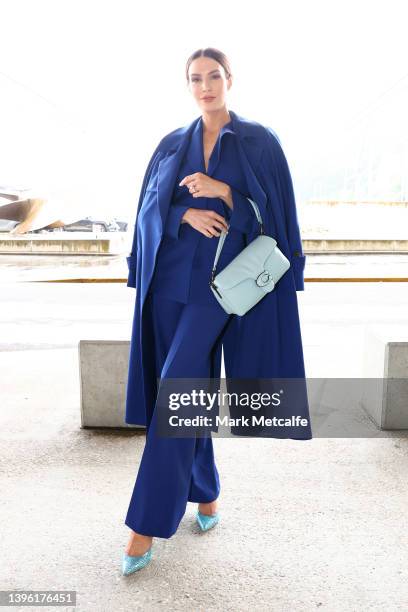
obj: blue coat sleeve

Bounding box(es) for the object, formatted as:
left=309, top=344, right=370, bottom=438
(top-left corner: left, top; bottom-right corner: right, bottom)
left=223, top=187, right=259, bottom=235
left=126, top=143, right=163, bottom=288
left=163, top=204, right=191, bottom=240
left=264, top=128, right=306, bottom=291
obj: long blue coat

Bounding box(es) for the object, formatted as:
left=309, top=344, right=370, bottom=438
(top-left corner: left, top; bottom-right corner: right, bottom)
left=125, top=109, right=311, bottom=439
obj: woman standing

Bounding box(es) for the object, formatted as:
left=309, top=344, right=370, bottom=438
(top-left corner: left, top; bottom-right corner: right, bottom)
left=122, top=48, right=311, bottom=576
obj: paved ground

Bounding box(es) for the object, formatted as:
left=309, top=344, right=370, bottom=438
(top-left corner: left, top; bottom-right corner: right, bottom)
left=1, top=281, right=407, bottom=611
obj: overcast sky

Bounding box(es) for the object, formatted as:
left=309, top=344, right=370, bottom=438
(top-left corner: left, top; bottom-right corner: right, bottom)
left=1, top=0, right=407, bottom=222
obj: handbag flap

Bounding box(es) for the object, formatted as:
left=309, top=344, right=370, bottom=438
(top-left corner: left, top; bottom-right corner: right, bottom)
left=214, top=235, right=281, bottom=291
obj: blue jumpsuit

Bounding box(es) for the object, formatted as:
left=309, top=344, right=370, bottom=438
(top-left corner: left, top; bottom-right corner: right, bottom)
left=125, top=116, right=256, bottom=538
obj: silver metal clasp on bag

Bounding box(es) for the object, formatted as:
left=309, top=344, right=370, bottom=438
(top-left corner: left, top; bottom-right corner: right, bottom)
left=256, top=270, right=274, bottom=288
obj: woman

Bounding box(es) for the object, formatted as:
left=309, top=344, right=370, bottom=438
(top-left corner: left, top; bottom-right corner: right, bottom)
left=122, top=47, right=311, bottom=576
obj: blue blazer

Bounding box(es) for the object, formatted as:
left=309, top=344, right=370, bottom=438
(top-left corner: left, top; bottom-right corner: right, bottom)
left=125, top=109, right=312, bottom=440
left=149, top=113, right=258, bottom=304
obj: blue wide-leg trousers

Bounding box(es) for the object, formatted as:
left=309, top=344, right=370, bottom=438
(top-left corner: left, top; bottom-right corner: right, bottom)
left=125, top=292, right=231, bottom=538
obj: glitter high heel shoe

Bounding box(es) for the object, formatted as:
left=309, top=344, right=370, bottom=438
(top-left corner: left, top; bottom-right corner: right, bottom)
left=121, top=546, right=152, bottom=576
left=196, top=510, right=220, bottom=532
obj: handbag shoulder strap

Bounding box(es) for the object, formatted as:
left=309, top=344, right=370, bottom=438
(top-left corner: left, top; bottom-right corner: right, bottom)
left=210, top=197, right=264, bottom=283
left=246, top=197, right=264, bottom=228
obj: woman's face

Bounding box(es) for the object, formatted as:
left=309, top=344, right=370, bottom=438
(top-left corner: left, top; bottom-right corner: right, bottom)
left=187, top=57, right=231, bottom=113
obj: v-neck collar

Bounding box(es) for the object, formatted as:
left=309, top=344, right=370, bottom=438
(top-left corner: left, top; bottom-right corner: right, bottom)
left=192, top=115, right=236, bottom=174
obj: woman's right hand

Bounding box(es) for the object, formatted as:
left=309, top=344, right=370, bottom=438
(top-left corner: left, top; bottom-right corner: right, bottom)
left=181, top=208, right=229, bottom=238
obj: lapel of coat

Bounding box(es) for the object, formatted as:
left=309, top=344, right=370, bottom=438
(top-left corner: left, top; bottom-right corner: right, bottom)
left=156, top=109, right=268, bottom=229
left=229, top=110, right=267, bottom=221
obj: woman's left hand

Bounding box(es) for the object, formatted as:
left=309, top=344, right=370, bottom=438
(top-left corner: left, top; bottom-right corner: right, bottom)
left=179, top=173, right=229, bottom=201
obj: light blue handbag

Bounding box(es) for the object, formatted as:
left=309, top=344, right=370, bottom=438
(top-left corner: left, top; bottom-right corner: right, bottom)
left=209, top=197, right=290, bottom=316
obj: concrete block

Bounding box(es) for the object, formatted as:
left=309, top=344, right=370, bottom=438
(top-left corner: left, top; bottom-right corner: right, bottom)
left=362, top=326, right=408, bottom=429
left=78, top=340, right=141, bottom=428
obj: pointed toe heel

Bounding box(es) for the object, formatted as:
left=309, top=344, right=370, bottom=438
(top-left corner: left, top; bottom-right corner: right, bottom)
left=121, top=547, right=152, bottom=576
left=196, top=510, right=220, bottom=532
